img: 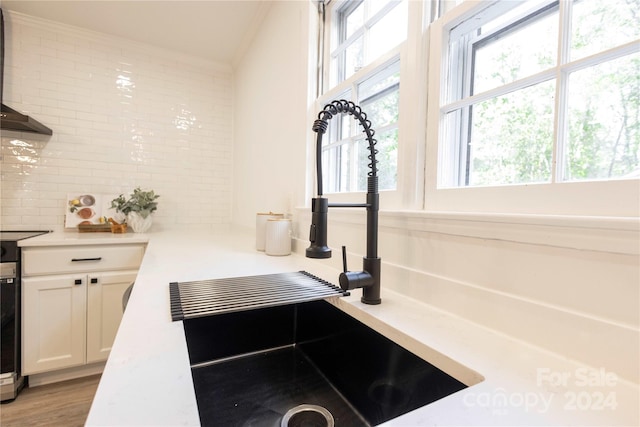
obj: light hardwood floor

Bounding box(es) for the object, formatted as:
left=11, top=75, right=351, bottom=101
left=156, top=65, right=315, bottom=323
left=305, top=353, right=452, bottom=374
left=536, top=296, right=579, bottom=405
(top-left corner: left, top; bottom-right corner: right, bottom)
left=0, top=375, right=100, bottom=427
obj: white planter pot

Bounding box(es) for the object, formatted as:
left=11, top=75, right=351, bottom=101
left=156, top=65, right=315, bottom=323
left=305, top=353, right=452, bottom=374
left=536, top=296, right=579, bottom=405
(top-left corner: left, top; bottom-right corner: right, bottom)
left=127, top=212, right=153, bottom=233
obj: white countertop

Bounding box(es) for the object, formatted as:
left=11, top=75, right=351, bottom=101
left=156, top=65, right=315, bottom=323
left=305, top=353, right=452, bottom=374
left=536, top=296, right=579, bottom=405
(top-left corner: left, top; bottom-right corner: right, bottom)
left=81, top=228, right=638, bottom=426
left=18, top=230, right=150, bottom=247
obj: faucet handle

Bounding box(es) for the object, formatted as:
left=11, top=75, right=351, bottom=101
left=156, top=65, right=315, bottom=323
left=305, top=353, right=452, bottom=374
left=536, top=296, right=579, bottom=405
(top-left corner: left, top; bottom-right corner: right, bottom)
left=341, top=246, right=348, bottom=273
left=339, top=246, right=374, bottom=291
left=339, top=270, right=374, bottom=291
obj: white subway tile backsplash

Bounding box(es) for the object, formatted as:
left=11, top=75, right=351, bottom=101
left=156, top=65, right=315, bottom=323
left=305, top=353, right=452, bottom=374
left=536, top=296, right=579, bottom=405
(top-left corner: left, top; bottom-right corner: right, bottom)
left=1, top=11, right=233, bottom=231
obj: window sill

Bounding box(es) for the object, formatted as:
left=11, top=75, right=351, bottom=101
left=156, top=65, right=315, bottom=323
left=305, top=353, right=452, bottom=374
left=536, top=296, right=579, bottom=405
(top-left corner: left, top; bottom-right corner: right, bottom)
left=295, top=207, right=639, bottom=255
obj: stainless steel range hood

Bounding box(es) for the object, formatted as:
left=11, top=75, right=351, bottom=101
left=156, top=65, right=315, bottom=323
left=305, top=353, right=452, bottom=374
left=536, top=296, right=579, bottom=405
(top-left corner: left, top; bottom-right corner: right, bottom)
left=1, top=103, right=53, bottom=135
left=1, top=9, right=52, bottom=135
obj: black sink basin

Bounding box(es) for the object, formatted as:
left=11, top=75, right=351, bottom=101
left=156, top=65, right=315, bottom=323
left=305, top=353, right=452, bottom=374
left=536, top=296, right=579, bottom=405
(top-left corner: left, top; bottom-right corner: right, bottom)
left=183, top=300, right=474, bottom=426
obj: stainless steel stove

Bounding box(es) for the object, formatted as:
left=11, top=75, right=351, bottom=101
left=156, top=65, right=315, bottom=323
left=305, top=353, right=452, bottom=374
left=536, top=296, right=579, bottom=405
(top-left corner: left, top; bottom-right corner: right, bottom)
left=1, top=230, right=50, bottom=402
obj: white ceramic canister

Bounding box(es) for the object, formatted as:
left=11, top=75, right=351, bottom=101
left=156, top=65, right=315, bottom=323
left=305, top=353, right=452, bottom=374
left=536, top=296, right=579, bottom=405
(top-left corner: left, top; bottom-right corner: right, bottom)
left=256, top=212, right=284, bottom=250
left=265, top=218, right=292, bottom=256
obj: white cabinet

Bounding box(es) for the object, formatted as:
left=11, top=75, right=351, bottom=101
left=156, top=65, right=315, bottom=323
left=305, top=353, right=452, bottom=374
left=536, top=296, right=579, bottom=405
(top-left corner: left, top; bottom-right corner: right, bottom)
left=22, top=244, right=144, bottom=376
left=22, top=275, right=86, bottom=373
left=86, top=271, right=137, bottom=363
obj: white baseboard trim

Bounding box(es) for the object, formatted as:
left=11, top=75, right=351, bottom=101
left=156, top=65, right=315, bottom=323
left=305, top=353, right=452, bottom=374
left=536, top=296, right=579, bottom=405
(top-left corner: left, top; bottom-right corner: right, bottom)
left=27, top=362, right=105, bottom=387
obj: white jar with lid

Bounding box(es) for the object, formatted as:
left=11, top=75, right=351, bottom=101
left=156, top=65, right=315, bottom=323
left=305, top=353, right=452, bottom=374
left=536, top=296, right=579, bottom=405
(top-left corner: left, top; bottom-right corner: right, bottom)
left=256, top=212, right=284, bottom=250
left=265, top=218, right=292, bottom=256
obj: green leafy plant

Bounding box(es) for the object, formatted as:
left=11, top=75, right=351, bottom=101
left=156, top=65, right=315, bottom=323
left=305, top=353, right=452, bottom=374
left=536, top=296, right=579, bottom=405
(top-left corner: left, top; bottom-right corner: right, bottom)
left=110, top=194, right=130, bottom=215
left=111, top=187, right=160, bottom=219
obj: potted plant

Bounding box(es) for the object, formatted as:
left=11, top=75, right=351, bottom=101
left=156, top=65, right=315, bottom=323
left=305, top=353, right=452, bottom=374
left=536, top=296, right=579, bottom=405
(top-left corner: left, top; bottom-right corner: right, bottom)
left=109, top=194, right=129, bottom=224
left=111, top=187, right=159, bottom=232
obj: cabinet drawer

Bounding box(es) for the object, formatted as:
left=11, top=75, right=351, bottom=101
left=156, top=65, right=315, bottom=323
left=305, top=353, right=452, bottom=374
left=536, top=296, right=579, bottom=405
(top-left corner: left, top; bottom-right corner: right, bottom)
left=23, top=244, right=145, bottom=276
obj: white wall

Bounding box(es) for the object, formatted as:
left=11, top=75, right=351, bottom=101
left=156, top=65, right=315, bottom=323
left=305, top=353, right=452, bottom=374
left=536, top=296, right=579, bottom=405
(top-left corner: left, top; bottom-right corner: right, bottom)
left=0, top=12, right=233, bottom=231
left=232, top=1, right=316, bottom=228
left=233, top=1, right=639, bottom=386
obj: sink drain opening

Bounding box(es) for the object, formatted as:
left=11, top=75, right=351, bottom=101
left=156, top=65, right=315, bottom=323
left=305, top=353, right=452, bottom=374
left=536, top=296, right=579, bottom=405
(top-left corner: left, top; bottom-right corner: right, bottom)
left=281, top=404, right=335, bottom=427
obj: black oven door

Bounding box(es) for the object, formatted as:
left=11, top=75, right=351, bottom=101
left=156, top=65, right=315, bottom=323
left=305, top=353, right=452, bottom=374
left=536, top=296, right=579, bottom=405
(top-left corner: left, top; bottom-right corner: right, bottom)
left=1, top=263, right=18, bottom=375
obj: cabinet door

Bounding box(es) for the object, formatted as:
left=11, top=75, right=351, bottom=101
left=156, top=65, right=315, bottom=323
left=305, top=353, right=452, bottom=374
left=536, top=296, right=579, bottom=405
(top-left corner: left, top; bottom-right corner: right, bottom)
left=22, top=275, right=86, bottom=375
left=86, top=271, right=137, bottom=363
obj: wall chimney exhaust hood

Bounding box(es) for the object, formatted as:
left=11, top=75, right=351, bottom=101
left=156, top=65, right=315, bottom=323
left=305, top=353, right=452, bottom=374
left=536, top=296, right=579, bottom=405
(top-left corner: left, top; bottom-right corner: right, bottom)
left=1, top=104, right=53, bottom=135
left=0, top=9, right=53, bottom=135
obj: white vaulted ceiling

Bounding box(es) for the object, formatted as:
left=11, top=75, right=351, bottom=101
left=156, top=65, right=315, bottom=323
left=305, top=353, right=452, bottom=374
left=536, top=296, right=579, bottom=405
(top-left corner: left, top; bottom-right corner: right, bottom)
left=1, top=0, right=271, bottom=65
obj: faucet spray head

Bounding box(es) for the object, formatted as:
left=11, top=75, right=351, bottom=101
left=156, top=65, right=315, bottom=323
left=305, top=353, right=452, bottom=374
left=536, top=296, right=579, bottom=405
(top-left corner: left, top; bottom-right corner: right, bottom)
left=306, top=197, right=331, bottom=259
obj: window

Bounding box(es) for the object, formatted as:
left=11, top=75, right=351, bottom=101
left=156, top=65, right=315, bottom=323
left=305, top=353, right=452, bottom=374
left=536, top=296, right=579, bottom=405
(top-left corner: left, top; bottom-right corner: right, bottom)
left=439, top=0, right=640, bottom=188
left=320, top=0, right=407, bottom=195
left=322, top=61, right=400, bottom=193
left=330, top=0, right=408, bottom=86
left=423, top=0, right=639, bottom=216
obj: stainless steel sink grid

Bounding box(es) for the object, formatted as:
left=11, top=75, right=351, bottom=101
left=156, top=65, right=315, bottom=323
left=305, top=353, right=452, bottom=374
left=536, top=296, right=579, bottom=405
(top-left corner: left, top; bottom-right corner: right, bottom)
left=169, top=271, right=348, bottom=321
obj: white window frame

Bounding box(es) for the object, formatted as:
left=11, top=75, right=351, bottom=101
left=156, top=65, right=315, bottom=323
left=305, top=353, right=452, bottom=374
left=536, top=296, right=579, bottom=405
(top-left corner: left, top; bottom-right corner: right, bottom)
left=314, top=0, right=428, bottom=209
left=425, top=0, right=640, bottom=217
left=329, top=0, right=407, bottom=86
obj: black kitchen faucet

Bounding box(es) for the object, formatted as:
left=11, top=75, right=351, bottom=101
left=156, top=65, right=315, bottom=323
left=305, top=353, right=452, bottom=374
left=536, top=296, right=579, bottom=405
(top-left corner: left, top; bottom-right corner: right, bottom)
left=306, top=100, right=381, bottom=305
